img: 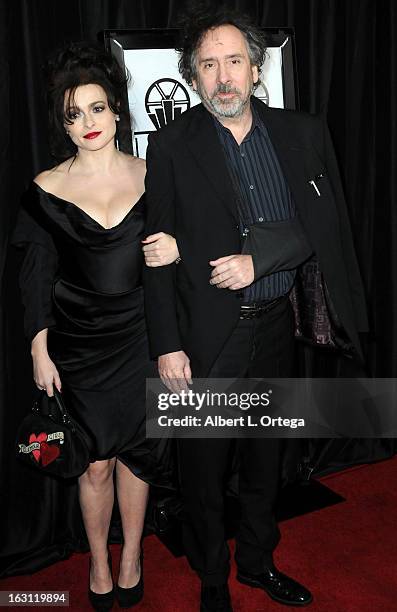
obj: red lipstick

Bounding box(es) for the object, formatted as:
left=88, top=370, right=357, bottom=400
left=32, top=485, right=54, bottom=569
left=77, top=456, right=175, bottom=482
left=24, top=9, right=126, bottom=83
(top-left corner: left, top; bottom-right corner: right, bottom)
left=83, top=131, right=102, bottom=139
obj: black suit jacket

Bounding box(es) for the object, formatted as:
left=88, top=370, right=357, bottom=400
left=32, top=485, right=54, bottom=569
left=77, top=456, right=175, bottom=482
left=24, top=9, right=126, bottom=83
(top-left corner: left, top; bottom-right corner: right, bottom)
left=144, top=97, right=368, bottom=376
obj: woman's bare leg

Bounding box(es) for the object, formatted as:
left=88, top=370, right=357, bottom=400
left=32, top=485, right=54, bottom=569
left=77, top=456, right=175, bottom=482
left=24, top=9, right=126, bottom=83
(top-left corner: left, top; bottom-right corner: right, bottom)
left=79, top=458, right=116, bottom=593
left=116, top=459, right=149, bottom=588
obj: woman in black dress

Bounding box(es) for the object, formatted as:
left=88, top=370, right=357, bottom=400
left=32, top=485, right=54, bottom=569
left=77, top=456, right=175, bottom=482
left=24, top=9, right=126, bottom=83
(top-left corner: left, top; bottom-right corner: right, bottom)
left=13, top=44, right=179, bottom=610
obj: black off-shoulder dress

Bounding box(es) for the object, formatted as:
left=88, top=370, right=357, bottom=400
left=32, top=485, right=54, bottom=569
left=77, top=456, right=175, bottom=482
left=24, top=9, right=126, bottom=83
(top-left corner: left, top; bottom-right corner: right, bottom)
left=13, top=182, right=172, bottom=486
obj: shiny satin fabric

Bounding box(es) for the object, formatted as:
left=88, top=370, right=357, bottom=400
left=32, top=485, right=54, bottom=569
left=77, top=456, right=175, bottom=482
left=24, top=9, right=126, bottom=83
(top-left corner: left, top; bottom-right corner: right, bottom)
left=14, top=183, right=173, bottom=485
left=60, top=241, right=144, bottom=294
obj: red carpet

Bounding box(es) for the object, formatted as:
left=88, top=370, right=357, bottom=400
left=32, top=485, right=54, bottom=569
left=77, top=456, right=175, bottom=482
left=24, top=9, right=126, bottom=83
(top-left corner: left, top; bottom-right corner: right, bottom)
left=2, top=457, right=397, bottom=611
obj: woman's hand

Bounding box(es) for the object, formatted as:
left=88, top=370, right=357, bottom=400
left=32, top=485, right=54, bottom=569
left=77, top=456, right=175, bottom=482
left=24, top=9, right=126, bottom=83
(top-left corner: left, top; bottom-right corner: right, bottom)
left=31, top=330, right=61, bottom=397
left=142, top=232, right=180, bottom=267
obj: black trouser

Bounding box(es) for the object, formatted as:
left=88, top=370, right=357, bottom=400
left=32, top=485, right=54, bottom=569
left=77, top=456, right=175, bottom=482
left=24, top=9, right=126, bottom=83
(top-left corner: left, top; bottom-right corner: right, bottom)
left=178, top=297, right=295, bottom=586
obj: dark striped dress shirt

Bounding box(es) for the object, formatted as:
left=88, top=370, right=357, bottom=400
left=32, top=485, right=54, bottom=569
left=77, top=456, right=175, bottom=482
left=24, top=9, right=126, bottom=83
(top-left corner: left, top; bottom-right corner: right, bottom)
left=214, top=107, right=296, bottom=303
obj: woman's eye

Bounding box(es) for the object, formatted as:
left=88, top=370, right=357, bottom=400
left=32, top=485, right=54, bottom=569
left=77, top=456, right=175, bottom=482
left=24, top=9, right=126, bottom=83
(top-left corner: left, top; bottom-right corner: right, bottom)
left=67, top=110, right=81, bottom=120
left=93, top=106, right=105, bottom=113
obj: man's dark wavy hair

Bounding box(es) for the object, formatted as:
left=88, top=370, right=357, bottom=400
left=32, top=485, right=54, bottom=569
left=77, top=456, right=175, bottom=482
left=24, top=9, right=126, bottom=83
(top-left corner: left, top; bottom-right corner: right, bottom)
left=177, top=2, right=267, bottom=88
left=44, top=42, right=130, bottom=161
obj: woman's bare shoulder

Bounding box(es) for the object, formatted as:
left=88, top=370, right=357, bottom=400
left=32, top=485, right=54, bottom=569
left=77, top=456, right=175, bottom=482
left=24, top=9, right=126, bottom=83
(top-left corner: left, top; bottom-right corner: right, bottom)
left=33, top=160, right=74, bottom=191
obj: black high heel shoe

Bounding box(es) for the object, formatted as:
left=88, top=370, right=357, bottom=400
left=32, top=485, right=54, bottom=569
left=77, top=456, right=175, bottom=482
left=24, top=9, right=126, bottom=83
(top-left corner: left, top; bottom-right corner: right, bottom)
left=88, top=552, right=115, bottom=611
left=116, top=550, right=143, bottom=608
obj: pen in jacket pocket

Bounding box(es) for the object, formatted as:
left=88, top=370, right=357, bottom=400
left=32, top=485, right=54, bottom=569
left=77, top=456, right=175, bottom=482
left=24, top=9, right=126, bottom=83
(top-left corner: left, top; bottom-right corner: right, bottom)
left=308, top=173, right=324, bottom=197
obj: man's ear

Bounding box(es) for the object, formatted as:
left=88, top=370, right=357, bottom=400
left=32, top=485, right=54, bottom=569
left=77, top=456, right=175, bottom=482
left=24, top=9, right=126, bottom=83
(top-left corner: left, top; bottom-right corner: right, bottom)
left=251, top=65, right=259, bottom=85
left=192, top=79, right=197, bottom=91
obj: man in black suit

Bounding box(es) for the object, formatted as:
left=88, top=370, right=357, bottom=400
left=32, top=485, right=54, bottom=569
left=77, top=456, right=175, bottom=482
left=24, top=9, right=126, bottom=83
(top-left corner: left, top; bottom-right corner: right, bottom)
left=143, top=8, right=367, bottom=612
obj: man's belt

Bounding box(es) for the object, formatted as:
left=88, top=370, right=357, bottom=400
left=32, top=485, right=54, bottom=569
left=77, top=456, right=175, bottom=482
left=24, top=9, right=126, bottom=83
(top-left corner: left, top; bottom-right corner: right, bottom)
left=239, top=295, right=287, bottom=320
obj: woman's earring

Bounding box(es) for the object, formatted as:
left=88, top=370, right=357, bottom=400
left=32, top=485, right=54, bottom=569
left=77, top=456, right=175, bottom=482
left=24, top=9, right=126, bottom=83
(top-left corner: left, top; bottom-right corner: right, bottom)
left=115, top=116, right=120, bottom=149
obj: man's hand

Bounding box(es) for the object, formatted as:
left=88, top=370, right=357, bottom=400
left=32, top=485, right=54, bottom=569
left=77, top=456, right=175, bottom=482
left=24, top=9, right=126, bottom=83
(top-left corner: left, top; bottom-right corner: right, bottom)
left=142, top=232, right=179, bottom=267
left=209, top=254, right=254, bottom=290
left=158, top=350, right=192, bottom=393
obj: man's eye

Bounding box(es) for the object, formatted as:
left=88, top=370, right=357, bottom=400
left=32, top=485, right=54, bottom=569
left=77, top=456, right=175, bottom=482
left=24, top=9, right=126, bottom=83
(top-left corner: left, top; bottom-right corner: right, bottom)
left=231, top=59, right=241, bottom=64
left=204, top=63, right=214, bottom=69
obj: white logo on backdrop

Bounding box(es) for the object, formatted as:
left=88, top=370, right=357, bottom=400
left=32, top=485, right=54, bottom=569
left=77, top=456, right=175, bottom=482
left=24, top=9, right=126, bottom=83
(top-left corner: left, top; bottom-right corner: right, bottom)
left=145, top=78, right=191, bottom=130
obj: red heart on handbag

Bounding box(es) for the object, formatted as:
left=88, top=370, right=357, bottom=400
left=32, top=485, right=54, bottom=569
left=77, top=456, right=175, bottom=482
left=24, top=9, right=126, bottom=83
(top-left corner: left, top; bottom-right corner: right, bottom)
left=40, top=442, right=60, bottom=467
left=29, top=432, right=47, bottom=462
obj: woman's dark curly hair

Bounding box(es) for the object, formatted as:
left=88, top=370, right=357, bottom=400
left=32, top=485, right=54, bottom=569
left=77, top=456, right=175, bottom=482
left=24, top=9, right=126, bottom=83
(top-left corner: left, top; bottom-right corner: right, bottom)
left=45, top=42, right=130, bottom=161
left=177, top=3, right=266, bottom=88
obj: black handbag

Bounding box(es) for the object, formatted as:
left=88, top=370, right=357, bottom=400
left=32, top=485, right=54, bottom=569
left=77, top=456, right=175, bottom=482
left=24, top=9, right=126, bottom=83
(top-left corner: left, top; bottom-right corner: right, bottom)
left=16, top=387, right=92, bottom=478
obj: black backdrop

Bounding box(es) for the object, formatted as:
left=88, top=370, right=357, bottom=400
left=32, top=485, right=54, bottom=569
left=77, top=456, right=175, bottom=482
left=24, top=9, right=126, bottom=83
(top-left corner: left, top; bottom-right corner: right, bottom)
left=1, top=0, right=396, bottom=576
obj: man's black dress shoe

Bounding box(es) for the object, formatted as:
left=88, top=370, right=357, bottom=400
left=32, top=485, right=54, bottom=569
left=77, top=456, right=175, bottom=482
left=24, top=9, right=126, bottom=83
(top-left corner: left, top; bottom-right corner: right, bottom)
left=236, top=566, right=313, bottom=606
left=200, top=583, right=233, bottom=612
